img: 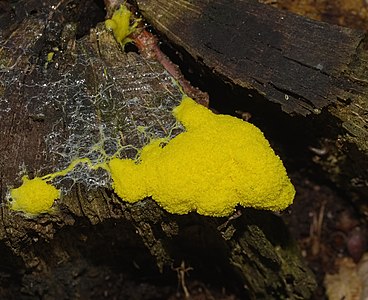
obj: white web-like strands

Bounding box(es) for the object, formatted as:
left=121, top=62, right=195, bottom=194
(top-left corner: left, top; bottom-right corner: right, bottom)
left=0, top=37, right=183, bottom=192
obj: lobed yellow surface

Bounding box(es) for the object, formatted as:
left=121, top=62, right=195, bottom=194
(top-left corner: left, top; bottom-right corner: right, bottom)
left=10, top=176, right=60, bottom=215
left=109, top=96, right=295, bottom=217
left=105, top=4, right=138, bottom=46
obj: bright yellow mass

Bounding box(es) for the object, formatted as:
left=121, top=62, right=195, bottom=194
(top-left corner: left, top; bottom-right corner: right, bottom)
left=9, top=96, right=295, bottom=217
left=10, top=176, right=60, bottom=215
left=109, top=96, right=295, bottom=217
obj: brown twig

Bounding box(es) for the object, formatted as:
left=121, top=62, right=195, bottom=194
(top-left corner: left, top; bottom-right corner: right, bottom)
left=173, top=260, right=193, bottom=299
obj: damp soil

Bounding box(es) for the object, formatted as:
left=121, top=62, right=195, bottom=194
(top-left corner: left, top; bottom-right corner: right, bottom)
left=259, top=0, right=368, bottom=32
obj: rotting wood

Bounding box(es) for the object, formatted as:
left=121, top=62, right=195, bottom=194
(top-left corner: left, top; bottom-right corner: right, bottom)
left=0, top=0, right=316, bottom=299
left=136, top=0, right=368, bottom=207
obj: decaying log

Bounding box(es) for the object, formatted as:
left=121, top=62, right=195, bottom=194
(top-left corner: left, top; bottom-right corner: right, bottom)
left=136, top=0, right=368, bottom=207
left=0, top=0, right=315, bottom=299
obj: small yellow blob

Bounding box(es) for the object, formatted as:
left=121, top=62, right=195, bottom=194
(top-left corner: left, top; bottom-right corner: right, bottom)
left=109, top=96, right=296, bottom=217
left=46, top=51, right=54, bottom=62
left=105, top=4, right=138, bottom=46
left=10, top=176, right=60, bottom=215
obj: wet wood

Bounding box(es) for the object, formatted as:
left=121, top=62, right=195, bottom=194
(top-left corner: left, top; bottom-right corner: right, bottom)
left=0, top=1, right=316, bottom=299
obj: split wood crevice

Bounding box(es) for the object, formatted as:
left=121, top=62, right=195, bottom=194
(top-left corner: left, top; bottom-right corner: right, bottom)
left=136, top=0, right=368, bottom=207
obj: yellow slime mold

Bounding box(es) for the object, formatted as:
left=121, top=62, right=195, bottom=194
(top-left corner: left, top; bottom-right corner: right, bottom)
left=105, top=4, right=139, bottom=46
left=9, top=96, right=295, bottom=217
left=109, top=96, right=295, bottom=217
left=9, top=158, right=108, bottom=216
left=10, top=176, right=60, bottom=215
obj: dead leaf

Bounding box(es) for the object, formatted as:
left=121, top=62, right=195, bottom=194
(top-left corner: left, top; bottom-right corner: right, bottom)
left=324, top=257, right=361, bottom=300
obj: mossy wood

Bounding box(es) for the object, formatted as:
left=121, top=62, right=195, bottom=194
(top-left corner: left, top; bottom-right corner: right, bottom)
left=0, top=1, right=315, bottom=299
left=136, top=0, right=368, bottom=208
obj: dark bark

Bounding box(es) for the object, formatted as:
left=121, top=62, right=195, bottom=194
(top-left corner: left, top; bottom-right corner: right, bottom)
left=0, top=1, right=316, bottom=299
left=136, top=0, right=368, bottom=207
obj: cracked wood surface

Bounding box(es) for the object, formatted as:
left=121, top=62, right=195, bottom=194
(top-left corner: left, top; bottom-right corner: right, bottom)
left=0, top=1, right=315, bottom=299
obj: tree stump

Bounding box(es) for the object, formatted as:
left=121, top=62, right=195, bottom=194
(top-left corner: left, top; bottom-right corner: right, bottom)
left=0, top=0, right=316, bottom=299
